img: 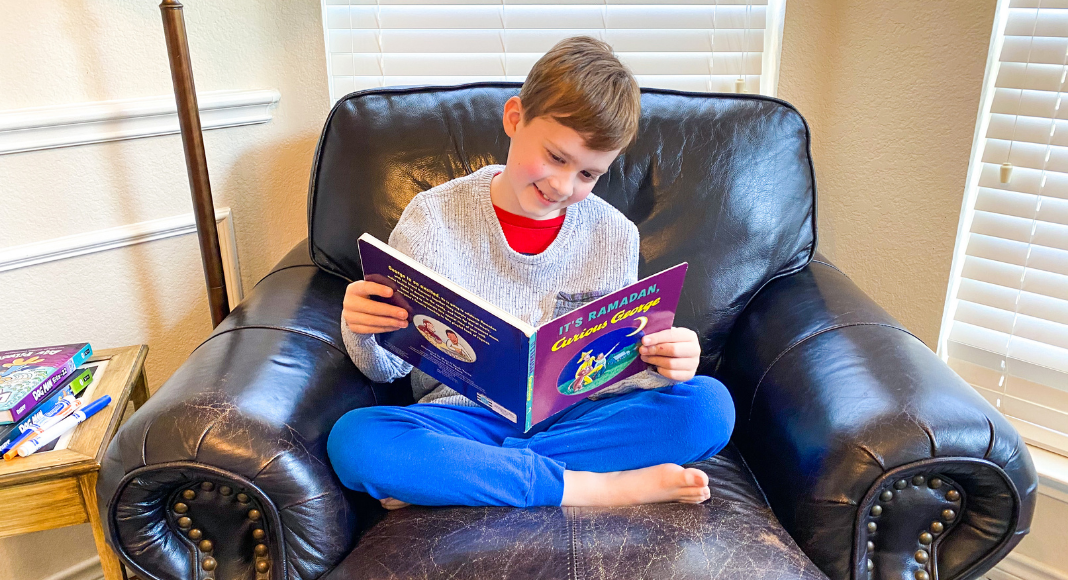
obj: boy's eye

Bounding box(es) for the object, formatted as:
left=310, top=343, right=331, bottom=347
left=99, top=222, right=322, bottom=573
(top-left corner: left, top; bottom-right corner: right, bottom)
left=549, top=152, right=564, bottom=163
left=581, top=171, right=594, bottom=179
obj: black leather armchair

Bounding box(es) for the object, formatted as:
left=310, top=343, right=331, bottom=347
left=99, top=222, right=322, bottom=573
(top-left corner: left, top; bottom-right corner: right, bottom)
left=97, top=84, right=1037, bottom=580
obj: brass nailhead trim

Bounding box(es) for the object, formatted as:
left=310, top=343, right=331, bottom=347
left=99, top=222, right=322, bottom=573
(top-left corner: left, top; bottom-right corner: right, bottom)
left=202, top=557, right=217, bottom=572
left=867, top=559, right=873, bottom=571
left=177, top=517, right=192, bottom=529
left=880, top=490, right=893, bottom=502
left=919, top=532, right=933, bottom=545
left=201, top=482, right=215, bottom=491
left=237, top=493, right=250, bottom=503
left=871, top=505, right=882, bottom=516
left=255, top=544, right=268, bottom=556
left=174, top=503, right=189, bottom=514
left=188, top=529, right=202, bottom=540
left=931, top=521, right=944, bottom=533
left=929, top=478, right=943, bottom=489
left=199, top=539, right=214, bottom=552
left=943, top=509, right=956, bottom=521
left=248, top=509, right=261, bottom=521
left=252, top=528, right=266, bottom=540
left=915, top=549, right=930, bottom=563
left=916, top=571, right=930, bottom=580
left=947, top=490, right=960, bottom=501
left=912, top=475, right=925, bottom=486
left=894, top=479, right=907, bottom=490
left=182, top=489, right=196, bottom=500
left=867, top=522, right=877, bottom=533
left=867, top=541, right=875, bottom=551
left=256, top=561, right=270, bottom=573
left=220, top=486, right=232, bottom=496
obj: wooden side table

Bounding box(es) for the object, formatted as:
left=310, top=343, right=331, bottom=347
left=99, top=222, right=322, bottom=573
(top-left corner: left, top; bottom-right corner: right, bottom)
left=0, top=345, right=149, bottom=580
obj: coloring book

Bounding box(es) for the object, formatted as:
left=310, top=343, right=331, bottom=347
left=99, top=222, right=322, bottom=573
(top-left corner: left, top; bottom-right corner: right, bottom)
left=357, top=233, right=687, bottom=432
left=0, top=343, right=93, bottom=424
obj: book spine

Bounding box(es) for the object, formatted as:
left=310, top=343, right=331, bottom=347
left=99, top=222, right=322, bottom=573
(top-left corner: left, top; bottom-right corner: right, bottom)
left=525, top=332, right=536, bottom=433
left=7, top=345, right=92, bottom=424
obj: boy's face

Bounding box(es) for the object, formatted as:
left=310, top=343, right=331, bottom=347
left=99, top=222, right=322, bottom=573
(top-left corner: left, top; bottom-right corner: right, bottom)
left=492, top=96, right=622, bottom=220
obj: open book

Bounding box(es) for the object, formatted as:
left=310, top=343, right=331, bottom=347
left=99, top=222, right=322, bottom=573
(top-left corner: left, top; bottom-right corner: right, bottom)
left=358, top=233, right=688, bottom=432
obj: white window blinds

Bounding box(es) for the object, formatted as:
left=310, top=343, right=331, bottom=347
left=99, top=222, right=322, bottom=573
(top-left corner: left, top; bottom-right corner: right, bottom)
left=940, top=0, right=1068, bottom=455
left=321, top=0, right=787, bottom=103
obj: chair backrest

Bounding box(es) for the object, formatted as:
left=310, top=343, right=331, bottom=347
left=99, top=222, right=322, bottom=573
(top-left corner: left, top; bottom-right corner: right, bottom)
left=309, top=83, right=816, bottom=371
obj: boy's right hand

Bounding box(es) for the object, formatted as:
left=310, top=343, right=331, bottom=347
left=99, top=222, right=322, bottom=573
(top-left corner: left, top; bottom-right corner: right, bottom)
left=343, top=280, right=409, bottom=335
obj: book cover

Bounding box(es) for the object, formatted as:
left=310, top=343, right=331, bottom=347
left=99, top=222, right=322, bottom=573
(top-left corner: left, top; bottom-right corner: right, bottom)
left=527, top=263, right=688, bottom=430
left=357, top=234, right=688, bottom=432
left=0, top=343, right=93, bottom=424
left=0, top=366, right=95, bottom=453
left=358, top=235, right=531, bottom=423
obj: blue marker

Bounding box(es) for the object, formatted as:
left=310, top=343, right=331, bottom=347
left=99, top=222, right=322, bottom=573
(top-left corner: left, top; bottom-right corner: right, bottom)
left=13, top=395, right=112, bottom=458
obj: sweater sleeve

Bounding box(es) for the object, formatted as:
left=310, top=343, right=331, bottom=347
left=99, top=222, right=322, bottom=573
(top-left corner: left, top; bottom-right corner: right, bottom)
left=339, top=196, right=436, bottom=382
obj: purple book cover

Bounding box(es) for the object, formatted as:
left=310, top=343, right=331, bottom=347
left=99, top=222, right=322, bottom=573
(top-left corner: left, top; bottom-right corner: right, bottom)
left=358, top=234, right=688, bottom=432
left=0, top=343, right=93, bottom=424
left=527, top=264, right=688, bottom=430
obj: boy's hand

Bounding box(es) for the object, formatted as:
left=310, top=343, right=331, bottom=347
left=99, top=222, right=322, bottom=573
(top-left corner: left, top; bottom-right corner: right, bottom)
left=638, top=327, right=700, bottom=382
left=343, top=280, right=409, bottom=335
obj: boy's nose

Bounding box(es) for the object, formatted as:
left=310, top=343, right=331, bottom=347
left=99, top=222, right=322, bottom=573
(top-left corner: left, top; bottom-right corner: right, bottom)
left=548, top=177, right=573, bottom=199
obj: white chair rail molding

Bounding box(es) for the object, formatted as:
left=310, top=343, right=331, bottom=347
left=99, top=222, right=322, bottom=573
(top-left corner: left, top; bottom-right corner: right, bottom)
left=0, top=89, right=280, bottom=155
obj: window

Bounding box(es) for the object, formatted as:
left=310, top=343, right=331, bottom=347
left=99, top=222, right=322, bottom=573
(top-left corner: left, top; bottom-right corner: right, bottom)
left=321, top=0, right=787, bottom=103
left=939, top=0, right=1068, bottom=456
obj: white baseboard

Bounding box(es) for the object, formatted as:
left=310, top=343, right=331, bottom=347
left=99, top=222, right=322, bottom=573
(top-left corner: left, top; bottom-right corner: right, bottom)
left=37, top=556, right=103, bottom=580
left=0, top=89, right=279, bottom=155
left=987, top=551, right=1068, bottom=580
left=0, top=207, right=244, bottom=307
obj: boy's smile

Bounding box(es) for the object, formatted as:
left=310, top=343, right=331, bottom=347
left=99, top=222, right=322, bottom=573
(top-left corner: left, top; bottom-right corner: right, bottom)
left=491, top=96, right=622, bottom=220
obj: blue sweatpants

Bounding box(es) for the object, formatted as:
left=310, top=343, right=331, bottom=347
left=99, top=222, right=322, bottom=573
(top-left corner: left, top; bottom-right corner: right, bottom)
left=326, top=375, right=735, bottom=508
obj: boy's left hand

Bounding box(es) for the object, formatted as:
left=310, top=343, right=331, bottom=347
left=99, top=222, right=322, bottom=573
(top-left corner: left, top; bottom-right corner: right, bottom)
left=638, top=327, right=701, bottom=382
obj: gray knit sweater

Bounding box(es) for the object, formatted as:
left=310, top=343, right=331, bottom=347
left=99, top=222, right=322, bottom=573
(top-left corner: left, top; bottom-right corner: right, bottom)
left=341, top=164, right=677, bottom=407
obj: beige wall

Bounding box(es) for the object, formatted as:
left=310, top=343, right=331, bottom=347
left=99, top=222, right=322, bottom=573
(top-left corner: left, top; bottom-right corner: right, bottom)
left=777, top=0, right=995, bottom=347
left=0, top=1, right=328, bottom=578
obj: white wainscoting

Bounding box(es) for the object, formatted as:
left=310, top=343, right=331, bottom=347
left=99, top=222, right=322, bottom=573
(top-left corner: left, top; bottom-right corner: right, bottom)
left=0, top=207, right=244, bottom=309
left=0, top=89, right=280, bottom=155
left=38, top=556, right=103, bottom=580
left=988, top=551, right=1068, bottom=580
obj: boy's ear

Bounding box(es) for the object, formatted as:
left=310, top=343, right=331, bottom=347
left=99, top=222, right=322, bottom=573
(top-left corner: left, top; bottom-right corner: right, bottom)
left=502, top=96, right=523, bottom=138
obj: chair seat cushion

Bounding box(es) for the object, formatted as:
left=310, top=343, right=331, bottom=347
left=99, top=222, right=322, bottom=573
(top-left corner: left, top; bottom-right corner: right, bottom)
left=323, top=444, right=827, bottom=580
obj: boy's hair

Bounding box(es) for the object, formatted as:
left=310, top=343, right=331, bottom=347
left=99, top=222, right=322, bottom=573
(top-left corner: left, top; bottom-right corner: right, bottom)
left=519, top=36, right=641, bottom=152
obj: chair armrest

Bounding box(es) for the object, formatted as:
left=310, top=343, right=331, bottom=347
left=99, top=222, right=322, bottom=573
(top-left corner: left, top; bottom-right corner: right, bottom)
left=97, top=240, right=380, bottom=580
left=717, top=256, right=1038, bottom=580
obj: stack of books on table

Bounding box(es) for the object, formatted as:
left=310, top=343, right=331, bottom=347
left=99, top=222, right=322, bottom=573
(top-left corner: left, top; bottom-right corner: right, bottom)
left=0, top=343, right=112, bottom=459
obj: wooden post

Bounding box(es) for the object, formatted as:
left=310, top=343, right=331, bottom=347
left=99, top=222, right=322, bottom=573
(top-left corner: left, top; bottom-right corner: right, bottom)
left=159, top=0, right=230, bottom=328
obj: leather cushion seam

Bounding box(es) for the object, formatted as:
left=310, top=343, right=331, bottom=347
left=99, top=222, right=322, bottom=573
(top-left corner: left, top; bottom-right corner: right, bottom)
left=193, top=325, right=347, bottom=358
left=190, top=326, right=379, bottom=406
left=252, top=263, right=322, bottom=291
left=745, top=322, right=921, bottom=427
left=810, top=259, right=846, bottom=276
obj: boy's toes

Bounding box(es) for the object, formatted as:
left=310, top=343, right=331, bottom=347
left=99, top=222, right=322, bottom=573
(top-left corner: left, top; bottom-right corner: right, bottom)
left=379, top=497, right=412, bottom=510
left=683, top=468, right=709, bottom=487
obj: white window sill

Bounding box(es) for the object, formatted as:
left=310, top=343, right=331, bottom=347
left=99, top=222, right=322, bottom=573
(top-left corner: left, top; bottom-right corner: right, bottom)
left=1027, top=444, right=1068, bottom=504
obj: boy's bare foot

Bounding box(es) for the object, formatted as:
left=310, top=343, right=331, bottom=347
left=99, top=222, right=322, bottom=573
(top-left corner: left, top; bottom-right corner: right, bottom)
left=561, top=463, right=710, bottom=507
left=379, top=497, right=412, bottom=510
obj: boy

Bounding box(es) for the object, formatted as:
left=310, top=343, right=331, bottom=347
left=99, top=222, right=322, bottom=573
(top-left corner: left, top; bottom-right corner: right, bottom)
left=328, top=36, right=735, bottom=509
